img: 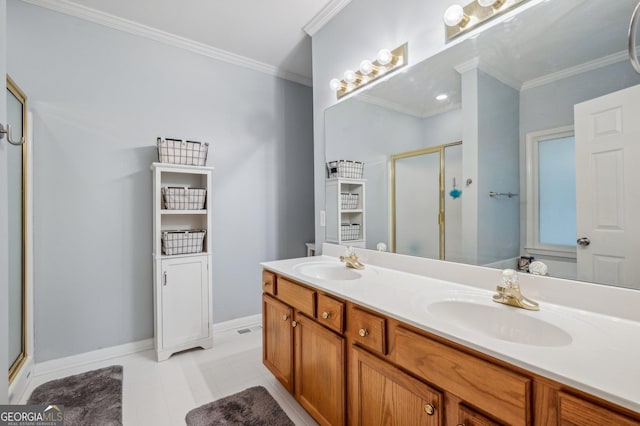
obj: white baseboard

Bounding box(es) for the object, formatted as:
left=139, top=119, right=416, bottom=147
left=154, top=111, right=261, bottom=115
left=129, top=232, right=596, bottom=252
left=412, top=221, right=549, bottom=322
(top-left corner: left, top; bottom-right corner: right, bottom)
left=31, top=315, right=262, bottom=377
left=33, top=338, right=154, bottom=377
left=212, top=314, right=262, bottom=333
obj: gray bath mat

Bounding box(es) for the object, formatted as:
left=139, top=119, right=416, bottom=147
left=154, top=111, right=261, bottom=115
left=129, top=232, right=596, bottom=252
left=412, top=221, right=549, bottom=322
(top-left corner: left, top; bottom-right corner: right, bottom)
left=27, top=365, right=123, bottom=426
left=186, top=385, right=294, bottom=426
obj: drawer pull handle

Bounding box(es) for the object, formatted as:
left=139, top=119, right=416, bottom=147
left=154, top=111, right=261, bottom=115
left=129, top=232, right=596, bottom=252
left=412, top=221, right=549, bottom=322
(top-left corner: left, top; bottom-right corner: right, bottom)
left=263, top=281, right=271, bottom=286
left=322, top=311, right=331, bottom=319
left=282, top=314, right=289, bottom=321
left=358, top=328, right=368, bottom=337
left=292, top=320, right=298, bottom=328
left=424, top=404, right=435, bottom=415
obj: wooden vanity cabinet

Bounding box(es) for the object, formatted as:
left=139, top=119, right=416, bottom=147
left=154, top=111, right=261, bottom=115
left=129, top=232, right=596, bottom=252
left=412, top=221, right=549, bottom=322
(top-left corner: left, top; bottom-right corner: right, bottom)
left=262, top=269, right=640, bottom=426
left=262, top=272, right=346, bottom=426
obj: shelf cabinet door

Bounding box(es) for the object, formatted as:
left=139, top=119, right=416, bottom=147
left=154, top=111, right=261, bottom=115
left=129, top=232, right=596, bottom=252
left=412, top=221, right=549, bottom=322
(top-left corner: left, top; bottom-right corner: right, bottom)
left=351, top=345, right=443, bottom=426
left=295, top=312, right=346, bottom=426
left=262, top=294, right=294, bottom=392
left=160, top=257, right=209, bottom=349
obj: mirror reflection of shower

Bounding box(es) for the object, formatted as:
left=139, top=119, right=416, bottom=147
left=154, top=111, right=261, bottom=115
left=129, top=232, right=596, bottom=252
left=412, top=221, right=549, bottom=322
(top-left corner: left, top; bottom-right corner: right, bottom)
left=391, top=142, right=462, bottom=260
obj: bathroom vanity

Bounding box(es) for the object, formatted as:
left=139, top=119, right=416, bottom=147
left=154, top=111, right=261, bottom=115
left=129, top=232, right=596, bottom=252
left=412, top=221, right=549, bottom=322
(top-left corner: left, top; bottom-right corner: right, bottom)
left=261, top=245, right=640, bottom=426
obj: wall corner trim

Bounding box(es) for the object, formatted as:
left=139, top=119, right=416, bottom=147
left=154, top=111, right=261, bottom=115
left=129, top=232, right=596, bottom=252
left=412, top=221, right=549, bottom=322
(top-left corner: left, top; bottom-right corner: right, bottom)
left=18, top=0, right=312, bottom=87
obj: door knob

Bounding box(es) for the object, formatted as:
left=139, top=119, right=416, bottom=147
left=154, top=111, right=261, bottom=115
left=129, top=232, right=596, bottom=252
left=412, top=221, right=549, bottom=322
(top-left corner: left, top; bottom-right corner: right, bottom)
left=577, top=237, right=591, bottom=247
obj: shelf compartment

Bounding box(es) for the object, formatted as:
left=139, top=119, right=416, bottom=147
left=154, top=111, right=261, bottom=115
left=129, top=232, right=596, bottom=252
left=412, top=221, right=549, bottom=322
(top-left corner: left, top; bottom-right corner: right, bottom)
left=161, top=210, right=207, bottom=215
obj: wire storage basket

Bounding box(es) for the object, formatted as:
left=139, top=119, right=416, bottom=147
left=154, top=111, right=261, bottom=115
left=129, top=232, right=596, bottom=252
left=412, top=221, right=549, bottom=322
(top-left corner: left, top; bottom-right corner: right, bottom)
left=157, top=137, right=209, bottom=166
left=162, top=187, right=206, bottom=210
left=162, top=230, right=206, bottom=255
left=341, top=223, right=360, bottom=241
left=326, top=160, right=364, bottom=179
left=340, top=192, right=359, bottom=210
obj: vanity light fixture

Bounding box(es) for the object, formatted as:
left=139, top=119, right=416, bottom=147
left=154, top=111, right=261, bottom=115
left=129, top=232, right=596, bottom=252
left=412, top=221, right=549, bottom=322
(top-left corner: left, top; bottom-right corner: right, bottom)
left=329, top=43, right=408, bottom=99
left=443, top=5, right=470, bottom=28
left=444, top=0, right=527, bottom=41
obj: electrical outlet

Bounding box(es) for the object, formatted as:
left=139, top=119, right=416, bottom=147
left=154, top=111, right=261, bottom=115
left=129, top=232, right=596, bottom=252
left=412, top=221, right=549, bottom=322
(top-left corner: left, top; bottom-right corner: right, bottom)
left=320, top=210, right=326, bottom=227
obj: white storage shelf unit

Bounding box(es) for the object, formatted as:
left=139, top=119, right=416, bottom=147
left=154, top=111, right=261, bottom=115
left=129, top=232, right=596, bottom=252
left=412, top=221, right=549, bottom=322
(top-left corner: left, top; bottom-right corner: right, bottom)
left=152, top=162, right=214, bottom=361
left=326, top=178, right=366, bottom=248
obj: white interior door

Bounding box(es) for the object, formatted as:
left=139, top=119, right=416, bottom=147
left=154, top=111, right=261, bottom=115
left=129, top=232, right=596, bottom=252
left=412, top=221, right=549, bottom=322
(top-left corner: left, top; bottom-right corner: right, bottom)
left=574, top=84, right=640, bottom=289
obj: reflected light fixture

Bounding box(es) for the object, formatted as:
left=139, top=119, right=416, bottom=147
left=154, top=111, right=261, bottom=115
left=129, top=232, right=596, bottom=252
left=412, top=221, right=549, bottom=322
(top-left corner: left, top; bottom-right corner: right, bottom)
left=444, top=0, right=527, bottom=41
left=436, top=94, right=449, bottom=101
left=329, top=43, right=408, bottom=99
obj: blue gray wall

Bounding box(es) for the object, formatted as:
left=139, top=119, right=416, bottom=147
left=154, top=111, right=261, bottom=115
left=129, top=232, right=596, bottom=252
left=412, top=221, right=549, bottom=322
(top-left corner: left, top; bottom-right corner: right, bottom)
left=1, top=0, right=9, bottom=404
left=7, top=0, right=314, bottom=362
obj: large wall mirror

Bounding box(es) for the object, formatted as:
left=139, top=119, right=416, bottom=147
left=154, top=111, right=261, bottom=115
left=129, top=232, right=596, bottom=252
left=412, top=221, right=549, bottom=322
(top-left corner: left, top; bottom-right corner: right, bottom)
left=324, top=0, right=640, bottom=290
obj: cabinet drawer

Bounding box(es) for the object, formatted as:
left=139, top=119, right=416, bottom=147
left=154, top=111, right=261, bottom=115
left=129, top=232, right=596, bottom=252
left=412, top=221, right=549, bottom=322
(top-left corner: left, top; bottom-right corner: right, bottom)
left=349, top=306, right=386, bottom=354
left=262, top=270, right=276, bottom=295
left=395, top=327, right=531, bottom=426
left=458, top=404, right=503, bottom=426
left=277, top=277, right=315, bottom=317
left=558, top=392, right=639, bottom=426
left=317, top=294, right=344, bottom=333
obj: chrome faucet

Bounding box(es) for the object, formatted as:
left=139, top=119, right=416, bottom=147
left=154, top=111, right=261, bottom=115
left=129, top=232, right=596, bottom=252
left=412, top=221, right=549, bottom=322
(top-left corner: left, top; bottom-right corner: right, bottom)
left=492, top=269, right=539, bottom=311
left=340, top=247, right=365, bottom=270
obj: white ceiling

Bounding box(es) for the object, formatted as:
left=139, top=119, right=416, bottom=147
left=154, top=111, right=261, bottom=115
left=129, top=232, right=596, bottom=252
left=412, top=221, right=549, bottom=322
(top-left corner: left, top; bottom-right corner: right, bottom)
left=35, top=0, right=347, bottom=85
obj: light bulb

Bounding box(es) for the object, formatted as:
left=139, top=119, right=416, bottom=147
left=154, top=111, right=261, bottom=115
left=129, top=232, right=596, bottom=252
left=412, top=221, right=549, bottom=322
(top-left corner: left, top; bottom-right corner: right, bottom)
left=436, top=94, right=448, bottom=101
left=477, top=0, right=505, bottom=7
left=443, top=4, right=468, bottom=27
left=329, top=78, right=343, bottom=91
left=359, top=59, right=374, bottom=75
left=377, top=49, right=393, bottom=65
left=343, top=69, right=357, bottom=83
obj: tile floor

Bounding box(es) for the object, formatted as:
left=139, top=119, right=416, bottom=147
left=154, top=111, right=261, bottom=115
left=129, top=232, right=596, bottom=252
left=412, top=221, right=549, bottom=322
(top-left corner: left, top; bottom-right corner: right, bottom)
left=19, top=328, right=318, bottom=426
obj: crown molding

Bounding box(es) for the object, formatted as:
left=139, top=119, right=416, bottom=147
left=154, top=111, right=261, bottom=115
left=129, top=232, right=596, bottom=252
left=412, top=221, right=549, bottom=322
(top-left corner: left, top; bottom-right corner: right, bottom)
left=20, top=0, right=312, bottom=87
left=358, top=93, right=461, bottom=119
left=521, top=50, right=629, bottom=91
left=303, top=0, right=352, bottom=36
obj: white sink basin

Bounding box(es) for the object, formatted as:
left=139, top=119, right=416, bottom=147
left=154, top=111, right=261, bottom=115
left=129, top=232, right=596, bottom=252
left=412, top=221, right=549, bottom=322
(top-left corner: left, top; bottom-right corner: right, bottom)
left=293, top=261, right=363, bottom=281
left=427, top=300, right=572, bottom=347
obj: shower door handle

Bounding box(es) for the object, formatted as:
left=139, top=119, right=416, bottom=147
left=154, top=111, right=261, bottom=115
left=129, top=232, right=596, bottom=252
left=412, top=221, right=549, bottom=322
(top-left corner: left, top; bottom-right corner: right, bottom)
left=0, top=123, right=26, bottom=146
left=629, top=1, right=640, bottom=74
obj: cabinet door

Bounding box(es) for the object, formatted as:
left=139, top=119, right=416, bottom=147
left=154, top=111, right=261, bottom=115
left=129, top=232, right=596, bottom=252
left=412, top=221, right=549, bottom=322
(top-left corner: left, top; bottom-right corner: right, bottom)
left=262, top=294, right=294, bottom=392
left=295, top=312, right=345, bottom=426
left=351, top=346, right=442, bottom=426
left=161, top=257, right=209, bottom=348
